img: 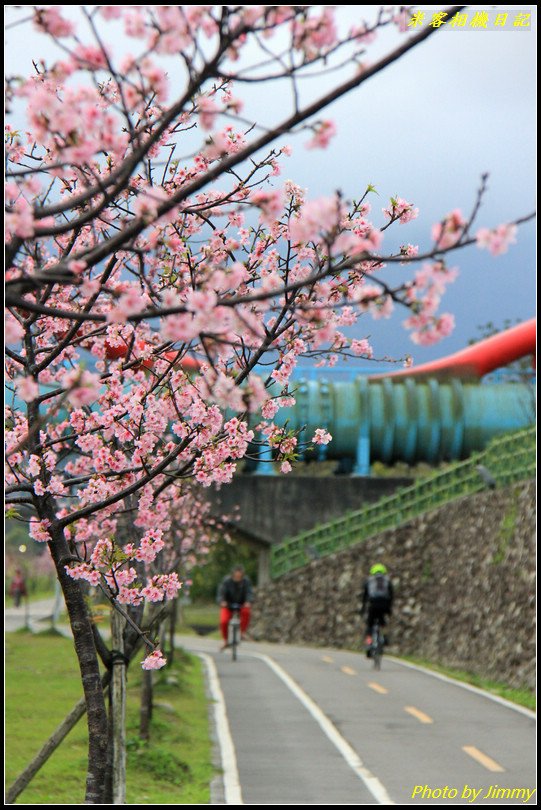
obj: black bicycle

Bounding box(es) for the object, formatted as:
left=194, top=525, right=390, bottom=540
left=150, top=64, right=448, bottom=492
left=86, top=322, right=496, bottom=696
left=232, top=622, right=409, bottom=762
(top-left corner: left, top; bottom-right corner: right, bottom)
left=369, top=619, right=385, bottom=670
left=227, top=603, right=242, bottom=661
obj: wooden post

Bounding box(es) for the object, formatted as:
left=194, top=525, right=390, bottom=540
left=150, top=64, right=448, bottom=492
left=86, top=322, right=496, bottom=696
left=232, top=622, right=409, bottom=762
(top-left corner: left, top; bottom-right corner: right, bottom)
left=139, top=668, right=153, bottom=742
left=168, top=600, right=178, bottom=666
left=111, top=609, right=127, bottom=805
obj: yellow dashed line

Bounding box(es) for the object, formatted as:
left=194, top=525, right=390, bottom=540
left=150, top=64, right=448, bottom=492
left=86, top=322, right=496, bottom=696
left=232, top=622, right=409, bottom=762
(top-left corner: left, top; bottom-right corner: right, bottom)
left=367, top=681, right=388, bottom=694
left=462, top=746, right=505, bottom=772
left=322, top=655, right=333, bottom=664
left=404, top=706, right=433, bottom=724
left=341, top=665, right=356, bottom=676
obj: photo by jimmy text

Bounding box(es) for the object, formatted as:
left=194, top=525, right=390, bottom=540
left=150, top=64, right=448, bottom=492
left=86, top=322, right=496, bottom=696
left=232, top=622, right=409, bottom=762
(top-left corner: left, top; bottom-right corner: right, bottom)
left=411, top=785, right=536, bottom=803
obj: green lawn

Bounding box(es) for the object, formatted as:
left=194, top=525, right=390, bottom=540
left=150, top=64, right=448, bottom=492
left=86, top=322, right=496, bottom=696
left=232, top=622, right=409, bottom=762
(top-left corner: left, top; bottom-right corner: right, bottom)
left=177, top=602, right=221, bottom=639
left=5, top=631, right=215, bottom=804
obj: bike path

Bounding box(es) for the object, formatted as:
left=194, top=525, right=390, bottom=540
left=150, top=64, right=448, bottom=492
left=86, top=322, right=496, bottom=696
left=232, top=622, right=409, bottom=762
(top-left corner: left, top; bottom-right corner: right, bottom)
left=6, top=607, right=534, bottom=805
left=212, top=650, right=379, bottom=804
left=263, top=644, right=536, bottom=805
left=182, top=636, right=536, bottom=806
left=4, top=595, right=64, bottom=633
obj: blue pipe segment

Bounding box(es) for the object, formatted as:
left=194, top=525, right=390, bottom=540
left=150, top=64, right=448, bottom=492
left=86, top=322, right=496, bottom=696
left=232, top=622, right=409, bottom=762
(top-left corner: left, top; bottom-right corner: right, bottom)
left=269, top=378, right=534, bottom=469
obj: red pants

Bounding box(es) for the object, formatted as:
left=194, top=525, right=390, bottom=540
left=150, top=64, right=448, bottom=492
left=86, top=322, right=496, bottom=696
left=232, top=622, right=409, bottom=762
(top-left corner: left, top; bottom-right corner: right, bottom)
left=220, top=606, right=251, bottom=641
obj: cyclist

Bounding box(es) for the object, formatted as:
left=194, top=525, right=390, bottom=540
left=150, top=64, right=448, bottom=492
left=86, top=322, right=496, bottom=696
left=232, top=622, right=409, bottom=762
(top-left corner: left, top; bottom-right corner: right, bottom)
left=217, top=565, right=254, bottom=651
left=360, top=563, right=393, bottom=655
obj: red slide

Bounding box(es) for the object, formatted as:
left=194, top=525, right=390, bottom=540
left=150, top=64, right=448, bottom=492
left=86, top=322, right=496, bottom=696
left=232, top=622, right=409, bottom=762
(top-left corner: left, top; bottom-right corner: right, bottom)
left=370, top=318, right=536, bottom=381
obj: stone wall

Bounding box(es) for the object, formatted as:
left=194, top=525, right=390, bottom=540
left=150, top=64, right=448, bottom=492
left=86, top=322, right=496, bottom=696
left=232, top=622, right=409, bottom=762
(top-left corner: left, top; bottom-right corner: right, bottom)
left=251, top=481, right=536, bottom=689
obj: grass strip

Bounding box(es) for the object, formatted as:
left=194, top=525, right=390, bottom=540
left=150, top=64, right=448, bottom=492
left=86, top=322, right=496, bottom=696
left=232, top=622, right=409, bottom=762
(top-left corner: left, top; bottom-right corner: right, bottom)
left=5, top=630, right=214, bottom=804
left=177, top=602, right=221, bottom=639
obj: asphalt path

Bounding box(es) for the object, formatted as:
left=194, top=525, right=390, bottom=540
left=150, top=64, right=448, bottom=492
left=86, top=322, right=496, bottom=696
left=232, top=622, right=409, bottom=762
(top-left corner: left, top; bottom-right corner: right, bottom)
left=5, top=602, right=536, bottom=805
left=181, top=636, right=536, bottom=806
left=4, top=596, right=64, bottom=633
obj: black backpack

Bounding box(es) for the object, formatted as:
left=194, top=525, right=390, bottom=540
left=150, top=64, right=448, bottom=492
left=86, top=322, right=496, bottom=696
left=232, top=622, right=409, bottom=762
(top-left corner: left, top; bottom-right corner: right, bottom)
left=366, top=574, right=391, bottom=600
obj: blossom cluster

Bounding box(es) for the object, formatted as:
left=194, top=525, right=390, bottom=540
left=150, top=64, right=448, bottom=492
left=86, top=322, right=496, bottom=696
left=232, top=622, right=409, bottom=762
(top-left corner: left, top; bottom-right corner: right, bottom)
left=4, top=5, right=522, bottom=671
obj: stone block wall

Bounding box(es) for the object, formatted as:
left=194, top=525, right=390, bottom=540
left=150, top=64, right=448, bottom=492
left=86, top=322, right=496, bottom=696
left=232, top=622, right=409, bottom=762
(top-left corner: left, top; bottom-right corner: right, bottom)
left=251, top=481, right=536, bottom=689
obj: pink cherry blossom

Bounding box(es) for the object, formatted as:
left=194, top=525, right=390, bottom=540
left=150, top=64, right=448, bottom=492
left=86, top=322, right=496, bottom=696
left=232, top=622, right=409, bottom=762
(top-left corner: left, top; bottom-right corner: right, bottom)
left=383, top=197, right=419, bottom=225
left=133, top=186, right=168, bottom=222
left=6, top=197, right=35, bottom=238
left=62, top=369, right=102, bottom=407
left=289, top=196, right=343, bottom=244
left=313, top=429, right=332, bottom=445
left=405, top=312, right=456, bottom=346
left=198, top=95, right=219, bottom=131
left=27, top=455, right=41, bottom=477
left=350, top=339, right=374, bottom=357
left=33, top=480, right=46, bottom=496
left=305, top=120, right=337, bottom=150
left=135, top=529, right=165, bottom=564
left=34, top=7, right=75, bottom=37
left=141, top=649, right=167, bottom=670
left=107, top=286, right=148, bottom=323
left=393, top=9, right=410, bottom=33
left=28, top=519, right=52, bottom=543
left=14, top=376, right=39, bottom=402
left=400, top=244, right=419, bottom=260
left=251, top=189, right=284, bottom=225
left=68, top=260, right=88, bottom=275
left=292, top=7, right=338, bottom=59
left=432, top=209, right=466, bottom=249
left=476, top=224, right=517, bottom=256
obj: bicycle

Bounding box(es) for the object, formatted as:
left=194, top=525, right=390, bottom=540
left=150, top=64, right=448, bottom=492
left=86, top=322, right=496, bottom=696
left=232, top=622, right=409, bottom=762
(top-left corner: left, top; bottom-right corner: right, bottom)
left=368, top=619, right=385, bottom=670
left=227, top=603, right=242, bottom=661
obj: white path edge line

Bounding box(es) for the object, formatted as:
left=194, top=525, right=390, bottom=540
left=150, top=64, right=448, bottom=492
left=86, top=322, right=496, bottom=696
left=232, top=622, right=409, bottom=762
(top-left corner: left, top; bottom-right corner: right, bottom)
left=387, top=656, right=536, bottom=719
left=250, top=652, right=394, bottom=806
left=196, top=653, right=244, bottom=806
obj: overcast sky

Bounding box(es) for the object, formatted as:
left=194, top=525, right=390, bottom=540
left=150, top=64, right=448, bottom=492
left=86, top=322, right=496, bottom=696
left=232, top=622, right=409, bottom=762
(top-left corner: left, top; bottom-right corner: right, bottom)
left=5, top=6, right=537, bottom=369
left=274, top=6, right=537, bottom=366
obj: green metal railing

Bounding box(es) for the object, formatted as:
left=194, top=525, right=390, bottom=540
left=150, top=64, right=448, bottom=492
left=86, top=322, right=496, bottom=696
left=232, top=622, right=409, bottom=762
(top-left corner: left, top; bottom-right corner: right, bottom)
left=270, top=426, right=536, bottom=578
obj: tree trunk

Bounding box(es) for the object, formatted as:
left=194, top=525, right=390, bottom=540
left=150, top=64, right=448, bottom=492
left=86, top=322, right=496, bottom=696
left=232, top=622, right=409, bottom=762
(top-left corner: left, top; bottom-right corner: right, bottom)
left=46, top=523, right=109, bottom=804
left=168, top=599, right=178, bottom=666
left=111, top=610, right=127, bottom=804
left=139, top=669, right=153, bottom=742
left=103, top=693, right=114, bottom=806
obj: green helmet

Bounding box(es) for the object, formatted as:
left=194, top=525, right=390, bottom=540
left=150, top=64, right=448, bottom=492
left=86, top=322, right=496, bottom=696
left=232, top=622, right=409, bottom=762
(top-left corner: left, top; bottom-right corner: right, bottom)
left=370, top=564, right=387, bottom=576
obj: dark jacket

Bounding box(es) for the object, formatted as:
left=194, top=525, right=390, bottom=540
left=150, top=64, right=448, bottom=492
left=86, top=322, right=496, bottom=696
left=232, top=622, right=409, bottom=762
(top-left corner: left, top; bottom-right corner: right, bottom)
left=217, top=576, right=254, bottom=608
left=360, top=574, right=393, bottom=615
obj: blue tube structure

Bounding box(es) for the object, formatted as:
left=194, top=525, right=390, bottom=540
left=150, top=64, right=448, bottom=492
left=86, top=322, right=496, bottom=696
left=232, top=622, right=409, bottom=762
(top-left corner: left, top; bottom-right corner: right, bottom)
left=269, top=377, right=534, bottom=473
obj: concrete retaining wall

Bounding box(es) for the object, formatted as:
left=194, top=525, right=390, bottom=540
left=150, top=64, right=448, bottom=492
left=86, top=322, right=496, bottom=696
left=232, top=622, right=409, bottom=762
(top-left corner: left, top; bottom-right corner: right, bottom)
left=208, top=475, right=412, bottom=545
left=251, top=481, right=536, bottom=689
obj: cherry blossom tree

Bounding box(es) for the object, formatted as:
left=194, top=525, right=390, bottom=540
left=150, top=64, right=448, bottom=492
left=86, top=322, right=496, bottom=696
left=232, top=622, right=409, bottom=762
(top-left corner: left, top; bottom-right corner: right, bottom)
left=5, top=5, right=533, bottom=803
left=5, top=482, right=222, bottom=805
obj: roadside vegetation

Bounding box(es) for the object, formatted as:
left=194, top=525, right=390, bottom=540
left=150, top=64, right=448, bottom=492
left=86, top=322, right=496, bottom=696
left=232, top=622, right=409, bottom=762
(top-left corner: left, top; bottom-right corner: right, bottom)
left=5, top=631, right=214, bottom=804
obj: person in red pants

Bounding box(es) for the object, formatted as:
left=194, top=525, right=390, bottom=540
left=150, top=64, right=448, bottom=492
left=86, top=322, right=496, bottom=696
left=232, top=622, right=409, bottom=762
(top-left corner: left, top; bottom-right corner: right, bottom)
left=217, top=565, right=253, bottom=650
